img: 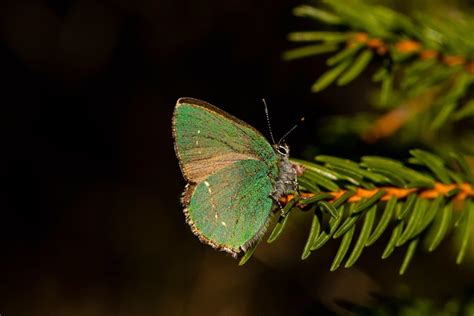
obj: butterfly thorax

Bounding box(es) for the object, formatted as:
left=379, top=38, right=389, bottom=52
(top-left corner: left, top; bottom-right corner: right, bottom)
left=271, top=144, right=298, bottom=201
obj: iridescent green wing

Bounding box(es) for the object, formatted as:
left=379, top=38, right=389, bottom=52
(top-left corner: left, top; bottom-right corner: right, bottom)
left=172, top=98, right=279, bottom=256
left=172, top=98, right=279, bottom=183
left=184, top=159, right=274, bottom=256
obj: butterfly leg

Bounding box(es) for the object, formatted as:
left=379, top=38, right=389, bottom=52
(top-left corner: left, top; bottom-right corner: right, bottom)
left=271, top=197, right=283, bottom=213
left=270, top=194, right=290, bottom=218
left=277, top=200, right=289, bottom=217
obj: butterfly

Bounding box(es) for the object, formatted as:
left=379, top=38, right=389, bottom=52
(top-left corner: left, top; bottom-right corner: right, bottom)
left=172, top=97, right=298, bottom=257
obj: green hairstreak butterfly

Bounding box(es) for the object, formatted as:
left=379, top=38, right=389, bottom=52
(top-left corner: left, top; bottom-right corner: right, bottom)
left=172, top=97, right=298, bottom=257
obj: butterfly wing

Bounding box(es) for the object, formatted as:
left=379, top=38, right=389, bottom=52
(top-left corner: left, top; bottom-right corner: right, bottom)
left=172, top=98, right=279, bottom=256
left=183, top=159, right=274, bottom=256
left=172, top=98, right=279, bottom=183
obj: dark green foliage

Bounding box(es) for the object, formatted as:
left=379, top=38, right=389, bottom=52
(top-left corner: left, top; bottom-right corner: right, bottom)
left=311, top=205, right=344, bottom=251
left=286, top=0, right=474, bottom=145
left=331, top=217, right=356, bottom=271
left=345, top=204, right=376, bottom=268
left=456, top=199, right=473, bottom=264
left=266, top=195, right=299, bottom=243
left=366, top=196, right=396, bottom=246
left=302, top=206, right=321, bottom=260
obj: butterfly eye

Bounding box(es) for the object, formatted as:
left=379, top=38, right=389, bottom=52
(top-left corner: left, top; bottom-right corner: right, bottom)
left=277, top=144, right=289, bottom=156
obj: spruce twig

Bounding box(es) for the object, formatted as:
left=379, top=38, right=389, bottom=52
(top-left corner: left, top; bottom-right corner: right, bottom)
left=286, top=1, right=474, bottom=143
left=242, top=150, right=474, bottom=275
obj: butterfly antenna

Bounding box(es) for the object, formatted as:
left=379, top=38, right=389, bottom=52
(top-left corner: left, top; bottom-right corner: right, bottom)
left=262, top=98, right=276, bottom=144
left=277, top=117, right=304, bottom=145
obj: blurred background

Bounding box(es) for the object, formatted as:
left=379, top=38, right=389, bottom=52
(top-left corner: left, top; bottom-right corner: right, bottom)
left=1, top=0, right=473, bottom=315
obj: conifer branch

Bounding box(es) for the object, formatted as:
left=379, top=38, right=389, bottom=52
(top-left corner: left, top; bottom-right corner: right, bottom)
left=241, top=149, right=474, bottom=275
left=286, top=0, right=474, bottom=142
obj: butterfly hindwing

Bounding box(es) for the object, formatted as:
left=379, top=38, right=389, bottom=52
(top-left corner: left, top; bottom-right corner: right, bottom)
left=184, top=159, right=274, bottom=256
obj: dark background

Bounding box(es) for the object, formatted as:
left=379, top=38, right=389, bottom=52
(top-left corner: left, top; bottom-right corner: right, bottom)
left=1, top=0, right=473, bottom=315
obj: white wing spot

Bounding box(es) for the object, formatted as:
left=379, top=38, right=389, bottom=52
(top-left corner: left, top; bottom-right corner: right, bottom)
left=204, top=181, right=215, bottom=210
left=214, top=213, right=218, bottom=219
left=221, top=221, right=227, bottom=227
left=195, top=130, right=201, bottom=147
left=204, top=181, right=212, bottom=193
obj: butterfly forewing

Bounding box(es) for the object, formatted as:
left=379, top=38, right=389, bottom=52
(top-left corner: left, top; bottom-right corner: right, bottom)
left=173, top=98, right=279, bottom=182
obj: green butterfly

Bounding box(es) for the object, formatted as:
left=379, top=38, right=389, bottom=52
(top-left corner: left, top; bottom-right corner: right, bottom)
left=172, top=98, right=298, bottom=257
